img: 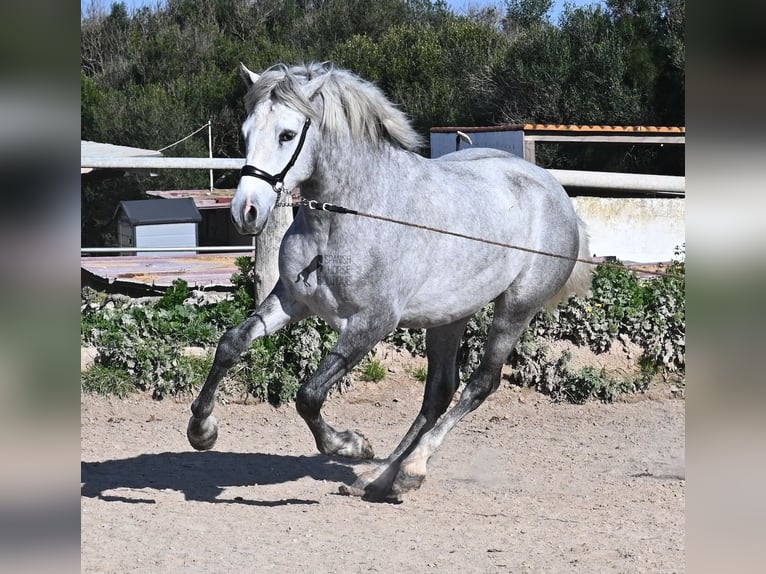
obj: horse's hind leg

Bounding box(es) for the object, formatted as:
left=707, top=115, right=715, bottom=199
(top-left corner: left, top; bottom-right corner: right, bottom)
left=388, top=318, right=469, bottom=460
left=343, top=318, right=469, bottom=498
left=391, top=291, right=538, bottom=497
left=187, top=284, right=308, bottom=450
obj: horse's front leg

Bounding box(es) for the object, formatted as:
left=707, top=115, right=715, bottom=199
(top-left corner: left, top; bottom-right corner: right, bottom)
left=187, top=283, right=308, bottom=450
left=295, top=315, right=396, bottom=460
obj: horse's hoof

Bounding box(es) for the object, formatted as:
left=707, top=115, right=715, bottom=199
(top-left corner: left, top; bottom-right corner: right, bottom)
left=187, top=415, right=218, bottom=451
left=392, top=465, right=426, bottom=495
left=335, top=430, right=374, bottom=459
left=352, top=464, right=387, bottom=489
left=338, top=484, right=366, bottom=497
left=339, top=482, right=402, bottom=504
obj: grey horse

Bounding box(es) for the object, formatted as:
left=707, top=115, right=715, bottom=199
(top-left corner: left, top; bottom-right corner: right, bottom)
left=187, top=62, right=591, bottom=501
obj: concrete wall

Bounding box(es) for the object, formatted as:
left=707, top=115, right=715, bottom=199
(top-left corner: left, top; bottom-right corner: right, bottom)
left=571, top=196, right=684, bottom=262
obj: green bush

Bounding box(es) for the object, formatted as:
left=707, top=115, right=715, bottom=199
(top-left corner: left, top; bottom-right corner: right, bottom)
left=81, top=278, right=246, bottom=399
left=230, top=316, right=340, bottom=406
left=507, top=333, right=653, bottom=404
left=638, top=255, right=685, bottom=374
left=81, top=260, right=346, bottom=402
left=387, top=253, right=685, bottom=403
left=535, top=256, right=685, bottom=374
left=223, top=257, right=344, bottom=404
left=82, top=252, right=684, bottom=404
left=385, top=327, right=425, bottom=355
left=518, top=257, right=685, bottom=401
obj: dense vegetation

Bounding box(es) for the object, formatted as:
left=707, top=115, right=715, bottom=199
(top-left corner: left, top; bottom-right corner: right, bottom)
left=81, top=0, right=684, bottom=246
left=82, top=255, right=685, bottom=403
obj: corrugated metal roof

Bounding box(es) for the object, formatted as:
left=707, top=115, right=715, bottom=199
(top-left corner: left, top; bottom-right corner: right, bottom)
left=146, top=189, right=235, bottom=209
left=523, top=124, right=685, bottom=133
left=430, top=124, right=524, bottom=133
left=115, top=198, right=202, bottom=225
left=81, top=140, right=163, bottom=173
left=430, top=124, right=685, bottom=134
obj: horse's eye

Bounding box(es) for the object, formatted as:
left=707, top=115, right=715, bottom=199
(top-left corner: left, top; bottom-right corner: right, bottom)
left=279, top=130, right=296, bottom=143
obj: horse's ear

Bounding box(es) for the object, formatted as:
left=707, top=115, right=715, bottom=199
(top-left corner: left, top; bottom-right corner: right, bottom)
left=302, top=76, right=325, bottom=101
left=239, top=62, right=260, bottom=87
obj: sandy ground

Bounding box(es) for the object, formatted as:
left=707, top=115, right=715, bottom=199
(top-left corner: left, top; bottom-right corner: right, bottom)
left=81, top=371, right=684, bottom=573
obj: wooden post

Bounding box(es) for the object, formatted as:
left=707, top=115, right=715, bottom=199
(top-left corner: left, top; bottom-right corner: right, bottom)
left=207, top=119, right=214, bottom=193
left=523, top=138, right=536, bottom=164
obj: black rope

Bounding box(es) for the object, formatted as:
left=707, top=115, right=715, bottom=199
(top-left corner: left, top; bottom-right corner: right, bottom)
left=289, top=199, right=683, bottom=281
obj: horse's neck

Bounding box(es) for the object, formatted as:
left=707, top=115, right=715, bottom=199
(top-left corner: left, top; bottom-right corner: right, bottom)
left=309, top=142, right=413, bottom=207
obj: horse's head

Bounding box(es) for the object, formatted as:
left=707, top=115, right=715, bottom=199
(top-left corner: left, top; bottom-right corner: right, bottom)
left=232, top=62, right=423, bottom=235
left=231, top=63, right=322, bottom=236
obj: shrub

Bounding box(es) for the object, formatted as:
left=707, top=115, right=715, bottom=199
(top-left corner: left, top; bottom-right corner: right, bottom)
left=385, top=326, right=425, bottom=355
left=459, top=305, right=495, bottom=379
left=82, top=251, right=684, bottom=404
left=230, top=316, right=340, bottom=406
left=81, top=278, right=245, bottom=399
left=638, top=255, right=685, bottom=374
left=387, top=253, right=685, bottom=403
left=508, top=335, right=653, bottom=404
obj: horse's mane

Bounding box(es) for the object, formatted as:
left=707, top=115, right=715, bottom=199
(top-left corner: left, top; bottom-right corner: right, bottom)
left=244, top=62, right=423, bottom=151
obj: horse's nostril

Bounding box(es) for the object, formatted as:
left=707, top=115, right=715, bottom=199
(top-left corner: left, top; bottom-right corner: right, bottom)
left=243, top=205, right=257, bottom=224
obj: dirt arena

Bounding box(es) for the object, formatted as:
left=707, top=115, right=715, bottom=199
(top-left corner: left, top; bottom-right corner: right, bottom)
left=81, top=369, right=684, bottom=573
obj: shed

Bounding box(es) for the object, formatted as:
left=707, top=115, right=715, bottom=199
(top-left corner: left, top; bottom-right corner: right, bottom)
left=115, top=198, right=202, bottom=256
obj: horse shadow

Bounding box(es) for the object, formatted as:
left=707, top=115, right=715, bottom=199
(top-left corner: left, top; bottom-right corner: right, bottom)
left=81, top=451, right=359, bottom=507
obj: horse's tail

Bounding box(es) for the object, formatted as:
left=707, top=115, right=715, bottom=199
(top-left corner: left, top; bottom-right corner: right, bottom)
left=545, top=216, right=592, bottom=310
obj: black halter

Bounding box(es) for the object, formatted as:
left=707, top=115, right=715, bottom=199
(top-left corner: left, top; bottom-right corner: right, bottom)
left=240, top=117, right=312, bottom=196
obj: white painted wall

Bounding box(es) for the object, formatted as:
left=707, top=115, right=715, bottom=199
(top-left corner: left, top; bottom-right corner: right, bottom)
left=572, top=196, right=685, bottom=262
left=134, top=223, right=198, bottom=256
left=430, top=130, right=524, bottom=158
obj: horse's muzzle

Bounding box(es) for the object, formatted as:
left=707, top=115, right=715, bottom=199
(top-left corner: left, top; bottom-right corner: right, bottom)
left=243, top=204, right=258, bottom=226
left=231, top=198, right=266, bottom=236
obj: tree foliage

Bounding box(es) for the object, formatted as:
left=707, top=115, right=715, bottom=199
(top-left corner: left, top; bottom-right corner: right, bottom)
left=81, top=0, right=684, bottom=245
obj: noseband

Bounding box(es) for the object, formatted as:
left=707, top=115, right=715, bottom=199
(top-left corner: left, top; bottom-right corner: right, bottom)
left=240, top=117, right=312, bottom=200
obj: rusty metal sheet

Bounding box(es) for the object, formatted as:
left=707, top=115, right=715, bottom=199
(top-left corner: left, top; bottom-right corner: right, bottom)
left=81, top=254, right=246, bottom=292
